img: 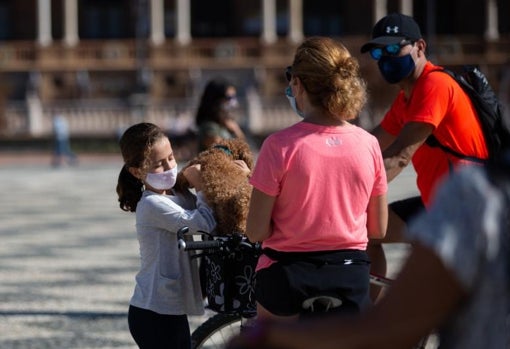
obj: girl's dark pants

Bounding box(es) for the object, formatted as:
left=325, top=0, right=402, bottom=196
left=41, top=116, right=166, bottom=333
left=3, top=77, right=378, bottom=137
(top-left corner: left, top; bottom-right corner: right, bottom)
left=128, top=305, right=191, bottom=349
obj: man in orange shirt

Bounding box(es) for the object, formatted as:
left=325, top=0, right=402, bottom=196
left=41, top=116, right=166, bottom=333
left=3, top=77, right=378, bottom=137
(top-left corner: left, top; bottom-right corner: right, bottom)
left=360, top=13, right=488, bottom=289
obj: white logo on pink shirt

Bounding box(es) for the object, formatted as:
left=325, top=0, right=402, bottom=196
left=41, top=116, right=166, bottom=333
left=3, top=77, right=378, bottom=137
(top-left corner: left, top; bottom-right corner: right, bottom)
left=325, top=137, right=342, bottom=146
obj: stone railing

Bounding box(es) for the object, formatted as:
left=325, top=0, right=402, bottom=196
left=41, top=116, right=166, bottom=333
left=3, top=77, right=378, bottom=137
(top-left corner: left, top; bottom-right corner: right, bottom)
left=0, top=35, right=508, bottom=72
left=1, top=35, right=508, bottom=140
left=0, top=95, right=298, bottom=139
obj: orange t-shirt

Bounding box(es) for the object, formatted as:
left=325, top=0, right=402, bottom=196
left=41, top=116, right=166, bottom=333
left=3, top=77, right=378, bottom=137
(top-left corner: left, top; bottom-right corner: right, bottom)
left=381, top=62, right=488, bottom=206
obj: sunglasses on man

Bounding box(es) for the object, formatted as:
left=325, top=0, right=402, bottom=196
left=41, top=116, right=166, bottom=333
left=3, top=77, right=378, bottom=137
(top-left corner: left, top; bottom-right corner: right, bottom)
left=370, top=40, right=413, bottom=60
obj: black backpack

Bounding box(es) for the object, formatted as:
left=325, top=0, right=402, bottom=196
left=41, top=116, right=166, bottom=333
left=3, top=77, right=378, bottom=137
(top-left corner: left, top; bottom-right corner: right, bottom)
left=426, top=66, right=510, bottom=163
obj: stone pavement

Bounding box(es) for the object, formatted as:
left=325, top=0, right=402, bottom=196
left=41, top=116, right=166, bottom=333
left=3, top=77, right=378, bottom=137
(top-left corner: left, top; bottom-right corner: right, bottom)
left=0, top=152, right=418, bottom=349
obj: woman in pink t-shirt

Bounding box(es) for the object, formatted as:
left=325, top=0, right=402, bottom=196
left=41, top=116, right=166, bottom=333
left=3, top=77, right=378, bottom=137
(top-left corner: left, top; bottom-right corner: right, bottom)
left=246, top=37, right=388, bottom=321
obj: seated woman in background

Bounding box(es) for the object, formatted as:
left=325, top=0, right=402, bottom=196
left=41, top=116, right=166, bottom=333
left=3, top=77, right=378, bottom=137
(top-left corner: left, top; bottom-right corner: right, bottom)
left=195, top=77, right=246, bottom=152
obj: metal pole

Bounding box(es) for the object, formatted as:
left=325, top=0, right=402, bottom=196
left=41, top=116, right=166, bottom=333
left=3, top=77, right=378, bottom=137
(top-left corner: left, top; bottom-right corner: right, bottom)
left=132, top=0, right=150, bottom=122
left=426, top=0, right=436, bottom=61
left=135, top=0, right=150, bottom=94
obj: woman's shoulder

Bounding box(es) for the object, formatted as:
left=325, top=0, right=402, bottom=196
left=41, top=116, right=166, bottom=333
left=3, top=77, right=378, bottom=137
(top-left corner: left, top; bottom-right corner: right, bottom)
left=199, top=121, right=224, bottom=131
left=262, top=122, right=296, bottom=139
left=199, top=120, right=220, bottom=127
left=199, top=121, right=231, bottom=137
left=346, top=123, right=380, bottom=144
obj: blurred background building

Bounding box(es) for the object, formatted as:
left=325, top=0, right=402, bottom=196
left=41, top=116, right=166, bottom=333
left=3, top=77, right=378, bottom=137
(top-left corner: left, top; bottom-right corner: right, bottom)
left=0, top=0, right=509, bottom=156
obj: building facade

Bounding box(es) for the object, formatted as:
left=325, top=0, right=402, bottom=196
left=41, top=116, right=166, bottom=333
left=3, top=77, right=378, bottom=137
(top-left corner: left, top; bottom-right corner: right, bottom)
left=0, top=0, right=509, bottom=139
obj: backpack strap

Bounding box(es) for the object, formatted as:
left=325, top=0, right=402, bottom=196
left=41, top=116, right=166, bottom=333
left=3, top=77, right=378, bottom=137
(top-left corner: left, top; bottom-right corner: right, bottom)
left=425, top=134, right=487, bottom=164
left=425, top=68, right=487, bottom=164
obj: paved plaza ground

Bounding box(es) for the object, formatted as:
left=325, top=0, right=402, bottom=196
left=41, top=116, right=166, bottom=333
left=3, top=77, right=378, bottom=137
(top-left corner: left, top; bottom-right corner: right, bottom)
left=0, top=151, right=419, bottom=349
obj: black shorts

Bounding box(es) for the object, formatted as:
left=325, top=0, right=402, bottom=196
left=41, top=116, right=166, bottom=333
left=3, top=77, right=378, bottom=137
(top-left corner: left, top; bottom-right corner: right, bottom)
left=255, top=249, right=371, bottom=316
left=390, top=196, right=425, bottom=223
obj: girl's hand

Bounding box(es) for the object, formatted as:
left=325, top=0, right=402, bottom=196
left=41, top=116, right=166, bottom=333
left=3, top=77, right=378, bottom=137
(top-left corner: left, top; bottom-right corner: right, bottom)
left=233, top=160, right=251, bottom=177
left=183, top=164, right=203, bottom=191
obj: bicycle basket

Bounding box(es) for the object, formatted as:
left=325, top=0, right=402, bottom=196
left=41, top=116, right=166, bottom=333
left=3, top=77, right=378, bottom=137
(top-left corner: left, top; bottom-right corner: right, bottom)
left=202, top=238, right=259, bottom=314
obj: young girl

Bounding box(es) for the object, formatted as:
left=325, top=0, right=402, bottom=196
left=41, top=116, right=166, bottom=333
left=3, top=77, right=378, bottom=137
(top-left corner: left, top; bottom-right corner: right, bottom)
left=116, top=122, right=216, bottom=349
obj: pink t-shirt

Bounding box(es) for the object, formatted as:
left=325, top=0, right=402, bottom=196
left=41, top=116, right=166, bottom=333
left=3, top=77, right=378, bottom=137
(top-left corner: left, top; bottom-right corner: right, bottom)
left=250, top=121, right=387, bottom=270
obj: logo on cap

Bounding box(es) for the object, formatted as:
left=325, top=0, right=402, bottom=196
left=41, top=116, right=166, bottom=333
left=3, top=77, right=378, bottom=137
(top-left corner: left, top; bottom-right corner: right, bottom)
left=385, top=26, right=399, bottom=34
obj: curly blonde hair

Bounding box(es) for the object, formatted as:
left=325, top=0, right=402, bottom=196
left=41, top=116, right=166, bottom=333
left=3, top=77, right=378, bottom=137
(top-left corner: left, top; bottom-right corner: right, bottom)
left=291, top=36, right=367, bottom=121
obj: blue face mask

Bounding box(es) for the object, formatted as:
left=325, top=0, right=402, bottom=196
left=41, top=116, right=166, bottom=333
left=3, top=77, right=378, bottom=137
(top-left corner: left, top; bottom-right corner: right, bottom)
left=285, top=86, right=304, bottom=118
left=377, top=53, right=415, bottom=84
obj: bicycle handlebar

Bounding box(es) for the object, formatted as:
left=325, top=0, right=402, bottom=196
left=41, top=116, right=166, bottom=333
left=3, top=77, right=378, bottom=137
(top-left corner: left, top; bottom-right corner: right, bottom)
left=179, top=239, right=223, bottom=251
left=177, top=226, right=225, bottom=251
left=176, top=226, right=258, bottom=253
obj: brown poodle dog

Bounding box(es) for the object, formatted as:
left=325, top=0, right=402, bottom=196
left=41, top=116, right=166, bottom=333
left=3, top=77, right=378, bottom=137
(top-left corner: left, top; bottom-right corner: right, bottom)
left=175, top=138, right=254, bottom=236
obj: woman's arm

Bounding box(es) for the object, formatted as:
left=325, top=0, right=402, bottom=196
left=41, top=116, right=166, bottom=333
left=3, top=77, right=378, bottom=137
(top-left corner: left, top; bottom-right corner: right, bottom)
left=223, top=118, right=246, bottom=139
left=245, top=188, right=275, bottom=242
left=199, top=121, right=232, bottom=150
left=366, top=193, right=388, bottom=239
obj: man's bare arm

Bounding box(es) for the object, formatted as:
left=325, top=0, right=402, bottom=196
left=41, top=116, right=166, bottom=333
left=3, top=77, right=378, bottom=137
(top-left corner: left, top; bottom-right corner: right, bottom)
left=372, top=125, right=395, bottom=152
left=375, top=122, right=434, bottom=182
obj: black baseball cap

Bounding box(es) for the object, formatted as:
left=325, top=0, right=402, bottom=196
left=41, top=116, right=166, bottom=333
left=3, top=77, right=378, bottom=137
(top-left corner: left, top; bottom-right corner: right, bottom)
left=361, top=13, right=422, bottom=53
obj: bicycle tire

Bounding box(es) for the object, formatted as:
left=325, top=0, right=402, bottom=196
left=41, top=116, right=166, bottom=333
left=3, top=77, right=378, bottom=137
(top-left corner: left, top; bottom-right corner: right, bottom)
left=191, top=313, right=242, bottom=349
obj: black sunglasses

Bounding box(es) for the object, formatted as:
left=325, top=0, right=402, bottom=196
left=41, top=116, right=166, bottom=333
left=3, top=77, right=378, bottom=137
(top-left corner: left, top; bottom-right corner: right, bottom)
left=370, top=40, right=413, bottom=60
left=285, top=66, right=292, bottom=82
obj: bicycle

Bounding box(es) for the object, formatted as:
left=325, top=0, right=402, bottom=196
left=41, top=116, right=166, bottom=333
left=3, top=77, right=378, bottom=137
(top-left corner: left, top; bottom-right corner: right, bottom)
left=177, top=227, right=432, bottom=349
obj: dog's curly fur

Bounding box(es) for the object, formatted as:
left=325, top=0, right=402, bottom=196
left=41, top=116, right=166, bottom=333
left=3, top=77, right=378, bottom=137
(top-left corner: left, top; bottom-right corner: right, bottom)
left=175, top=138, right=254, bottom=236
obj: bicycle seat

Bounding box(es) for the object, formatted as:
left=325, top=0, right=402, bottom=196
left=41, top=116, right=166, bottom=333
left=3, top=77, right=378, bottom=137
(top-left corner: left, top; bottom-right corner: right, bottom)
left=302, top=296, right=343, bottom=313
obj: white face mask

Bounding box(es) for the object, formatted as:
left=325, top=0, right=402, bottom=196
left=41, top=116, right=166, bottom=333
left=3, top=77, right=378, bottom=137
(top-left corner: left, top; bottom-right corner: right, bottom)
left=224, top=97, right=238, bottom=110
left=145, top=166, right=178, bottom=190
left=285, top=86, right=304, bottom=118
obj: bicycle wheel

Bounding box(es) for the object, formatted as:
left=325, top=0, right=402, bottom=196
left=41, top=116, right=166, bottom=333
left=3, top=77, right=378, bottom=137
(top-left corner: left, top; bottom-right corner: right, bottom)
left=191, top=313, right=242, bottom=349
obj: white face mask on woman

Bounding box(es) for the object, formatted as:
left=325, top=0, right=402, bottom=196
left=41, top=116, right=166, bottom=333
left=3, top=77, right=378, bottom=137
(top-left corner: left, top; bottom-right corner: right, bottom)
left=285, top=86, right=304, bottom=118
left=223, top=97, right=239, bottom=110
left=145, top=166, right=178, bottom=190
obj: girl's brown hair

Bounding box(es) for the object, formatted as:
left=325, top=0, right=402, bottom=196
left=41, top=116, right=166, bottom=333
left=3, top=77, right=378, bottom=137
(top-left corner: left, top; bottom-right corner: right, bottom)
left=116, top=122, right=167, bottom=212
